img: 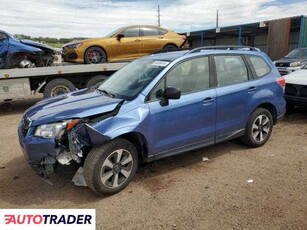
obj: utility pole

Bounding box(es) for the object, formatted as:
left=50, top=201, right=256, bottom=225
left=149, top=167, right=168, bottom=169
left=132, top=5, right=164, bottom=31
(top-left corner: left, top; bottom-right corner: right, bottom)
left=157, top=5, right=161, bottom=26
left=216, top=9, right=219, bottom=28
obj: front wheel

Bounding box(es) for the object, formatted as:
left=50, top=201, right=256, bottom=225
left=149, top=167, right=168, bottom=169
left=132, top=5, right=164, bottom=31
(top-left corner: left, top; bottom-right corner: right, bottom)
left=84, top=139, right=138, bottom=195
left=242, top=108, right=273, bottom=147
left=84, top=46, right=107, bottom=64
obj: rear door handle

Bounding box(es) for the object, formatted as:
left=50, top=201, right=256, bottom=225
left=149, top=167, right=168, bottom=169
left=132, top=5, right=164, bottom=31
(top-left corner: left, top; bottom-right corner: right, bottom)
left=135, top=39, right=141, bottom=42
left=248, top=86, right=257, bottom=94
left=203, top=97, right=214, bottom=105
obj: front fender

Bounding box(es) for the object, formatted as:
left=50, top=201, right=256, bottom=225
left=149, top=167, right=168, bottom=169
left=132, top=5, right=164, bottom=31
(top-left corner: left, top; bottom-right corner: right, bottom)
left=92, top=104, right=149, bottom=139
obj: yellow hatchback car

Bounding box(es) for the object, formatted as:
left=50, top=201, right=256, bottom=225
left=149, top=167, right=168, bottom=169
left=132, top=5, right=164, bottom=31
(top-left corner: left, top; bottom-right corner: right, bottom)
left=62, top=25, right=189, bottom=64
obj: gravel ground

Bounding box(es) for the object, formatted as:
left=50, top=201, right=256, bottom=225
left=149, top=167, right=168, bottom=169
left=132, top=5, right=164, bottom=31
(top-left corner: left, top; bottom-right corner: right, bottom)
left=0, top=97, right=306, bottom=230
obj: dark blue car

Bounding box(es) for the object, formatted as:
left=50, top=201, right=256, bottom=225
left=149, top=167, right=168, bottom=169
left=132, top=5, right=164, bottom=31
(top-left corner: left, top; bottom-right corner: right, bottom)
left=0, top=30, right=57, bottom=69
left=18, top=47, right=286, bottom=195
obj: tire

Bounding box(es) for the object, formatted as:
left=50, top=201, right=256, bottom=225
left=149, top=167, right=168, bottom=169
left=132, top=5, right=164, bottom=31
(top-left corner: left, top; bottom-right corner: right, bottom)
left=163, top=44, right=177, bottom=51
left=242, top=108, right=273, bottom=148
left=86, top=75, right=108, bottom=89
left=43, top=78, right=76, bottom=98
left=84, top=139, right=138, bottom=195
left=84, top=46, right=107, bottom=64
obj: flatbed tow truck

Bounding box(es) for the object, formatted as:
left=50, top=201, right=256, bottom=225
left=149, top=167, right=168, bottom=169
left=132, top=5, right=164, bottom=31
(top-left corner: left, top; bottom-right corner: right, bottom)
left=0, top=63, right=127, bottom=102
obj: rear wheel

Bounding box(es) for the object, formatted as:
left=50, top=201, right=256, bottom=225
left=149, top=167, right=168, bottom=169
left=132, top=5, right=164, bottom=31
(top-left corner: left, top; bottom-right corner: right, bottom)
left=163, top=44, right=177, bottom=51
left=242, top=108, right=273, bottom=147
left=84, top=139, right=138, bottom=195
left=43, top=78, right=76, bottom=98
left=85, top=46, right=107, bottom=64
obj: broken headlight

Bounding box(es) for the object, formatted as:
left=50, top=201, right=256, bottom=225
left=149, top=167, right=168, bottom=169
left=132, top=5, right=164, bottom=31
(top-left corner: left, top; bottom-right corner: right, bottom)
left=34, top=122, right=67, bottom=139
left=34, top=119, right=80, bottom=139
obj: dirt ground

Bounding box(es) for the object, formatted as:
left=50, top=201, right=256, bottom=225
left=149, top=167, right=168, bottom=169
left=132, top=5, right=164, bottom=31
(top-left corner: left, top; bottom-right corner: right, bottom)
left=0, top=97, right=306, bottom=230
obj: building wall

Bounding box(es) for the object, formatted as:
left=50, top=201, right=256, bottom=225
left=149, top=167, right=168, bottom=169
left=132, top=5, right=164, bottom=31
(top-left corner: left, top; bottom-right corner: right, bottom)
left=254, top=34, right=268, bottom=52
left=289, top=31, right=299, bottom=51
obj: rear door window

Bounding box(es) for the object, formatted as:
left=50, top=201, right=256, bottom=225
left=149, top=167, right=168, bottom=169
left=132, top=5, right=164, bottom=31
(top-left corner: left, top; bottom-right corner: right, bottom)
left=158, top=28, right=168, bottom=35
left=214, top=55, right=248, bottom=86
left=121, top=27, right=140, bottom=38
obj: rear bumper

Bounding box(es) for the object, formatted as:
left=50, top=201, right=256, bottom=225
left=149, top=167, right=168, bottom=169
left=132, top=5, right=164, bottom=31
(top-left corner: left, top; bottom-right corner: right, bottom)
left=180, top=40, right=189, bottom=48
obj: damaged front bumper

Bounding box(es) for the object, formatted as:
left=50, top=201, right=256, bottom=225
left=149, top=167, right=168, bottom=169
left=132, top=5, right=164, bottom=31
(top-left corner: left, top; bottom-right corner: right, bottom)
left=18, top=121, right=110, bottom=178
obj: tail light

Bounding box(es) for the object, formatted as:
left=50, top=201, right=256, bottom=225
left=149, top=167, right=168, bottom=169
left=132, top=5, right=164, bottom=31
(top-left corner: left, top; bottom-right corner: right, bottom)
left=276, top=76, right=285, bottom=92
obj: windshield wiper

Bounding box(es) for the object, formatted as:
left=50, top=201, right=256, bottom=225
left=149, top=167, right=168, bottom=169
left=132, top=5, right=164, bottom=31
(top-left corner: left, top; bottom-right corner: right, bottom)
left=96, top=89, right=115, bottom=98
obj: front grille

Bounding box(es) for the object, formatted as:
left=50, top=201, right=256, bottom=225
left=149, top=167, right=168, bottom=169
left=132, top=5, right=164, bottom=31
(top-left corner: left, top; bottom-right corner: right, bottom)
left=285, top=84, right=307, bottom=97
left=21, top=116, right=31, bottom=137
left=275, top=62, right=290, bottom=67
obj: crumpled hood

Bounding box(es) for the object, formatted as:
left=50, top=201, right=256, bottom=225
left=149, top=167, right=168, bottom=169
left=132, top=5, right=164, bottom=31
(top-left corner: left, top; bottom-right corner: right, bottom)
left=284, top=69, right=307, bottom=85
left=20, top=39, right=56, bottom=53
left=25, top=89, right=123, bottom=126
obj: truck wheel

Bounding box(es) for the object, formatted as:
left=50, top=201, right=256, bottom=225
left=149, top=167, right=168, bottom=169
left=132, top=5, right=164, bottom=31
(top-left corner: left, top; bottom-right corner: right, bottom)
left=86, top=75, right=108, bottom=89
left=43, top=78, right=76, bottom=98
left=242, top=108, right=273, bottom=148
left=84, top=139, right=138, bottom=195
left=85, top=47, right=107, bottom=64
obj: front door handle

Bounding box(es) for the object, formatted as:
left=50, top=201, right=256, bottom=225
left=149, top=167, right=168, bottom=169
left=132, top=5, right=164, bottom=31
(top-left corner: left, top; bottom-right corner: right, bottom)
left=248, top=86, right=257, bottom=94
left=203, top=97, right=214, bottom=105
left=134, top=39, right=141, bottom=42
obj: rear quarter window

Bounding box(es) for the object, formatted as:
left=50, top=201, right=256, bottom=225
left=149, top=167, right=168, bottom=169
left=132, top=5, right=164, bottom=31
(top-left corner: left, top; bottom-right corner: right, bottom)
left=248, top=56, right=271, bottom=78
left=142, top=27, right=160, bottom=36
left=158, top=28, right=168, bottom=35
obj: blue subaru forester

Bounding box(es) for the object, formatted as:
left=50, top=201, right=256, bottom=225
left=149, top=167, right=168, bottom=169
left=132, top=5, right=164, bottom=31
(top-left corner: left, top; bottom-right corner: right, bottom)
left=18, top=46, right=286, bottom=195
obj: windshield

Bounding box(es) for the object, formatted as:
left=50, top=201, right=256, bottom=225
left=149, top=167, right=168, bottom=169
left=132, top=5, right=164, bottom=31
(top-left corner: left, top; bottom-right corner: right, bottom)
left=286, top=48, right=307, bottom=59
left=98, top=59, right=170, bottom=100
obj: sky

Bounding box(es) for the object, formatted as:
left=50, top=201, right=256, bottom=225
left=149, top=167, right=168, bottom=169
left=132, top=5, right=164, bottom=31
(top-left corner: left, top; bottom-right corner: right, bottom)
left=1, top=0, right=307, bottom=38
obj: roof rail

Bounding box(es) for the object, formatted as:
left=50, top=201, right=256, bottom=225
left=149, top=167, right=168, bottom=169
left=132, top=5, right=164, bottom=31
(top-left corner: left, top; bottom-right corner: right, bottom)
left=187, top=45, right=260, bottom=54
left=151, top=47, right=190, bottom=55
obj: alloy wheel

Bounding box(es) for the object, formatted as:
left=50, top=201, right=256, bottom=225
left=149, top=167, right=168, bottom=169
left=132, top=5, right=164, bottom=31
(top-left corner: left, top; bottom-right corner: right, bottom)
left=251, top=114, right=271, bottom=142
left=100, top=149, right=133, bottom=189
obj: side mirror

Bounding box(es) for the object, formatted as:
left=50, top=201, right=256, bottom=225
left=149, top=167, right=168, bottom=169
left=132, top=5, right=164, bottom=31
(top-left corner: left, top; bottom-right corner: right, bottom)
left=116, top=34, right=125, bottom=41
left=160, top=87, right=181, bottom=107
left=165, top=87, right=181, bottom=99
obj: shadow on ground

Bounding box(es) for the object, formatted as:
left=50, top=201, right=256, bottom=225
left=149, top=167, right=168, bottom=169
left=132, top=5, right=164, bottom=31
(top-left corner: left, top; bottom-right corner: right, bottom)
left=0, top=140, right=248, bottom=206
